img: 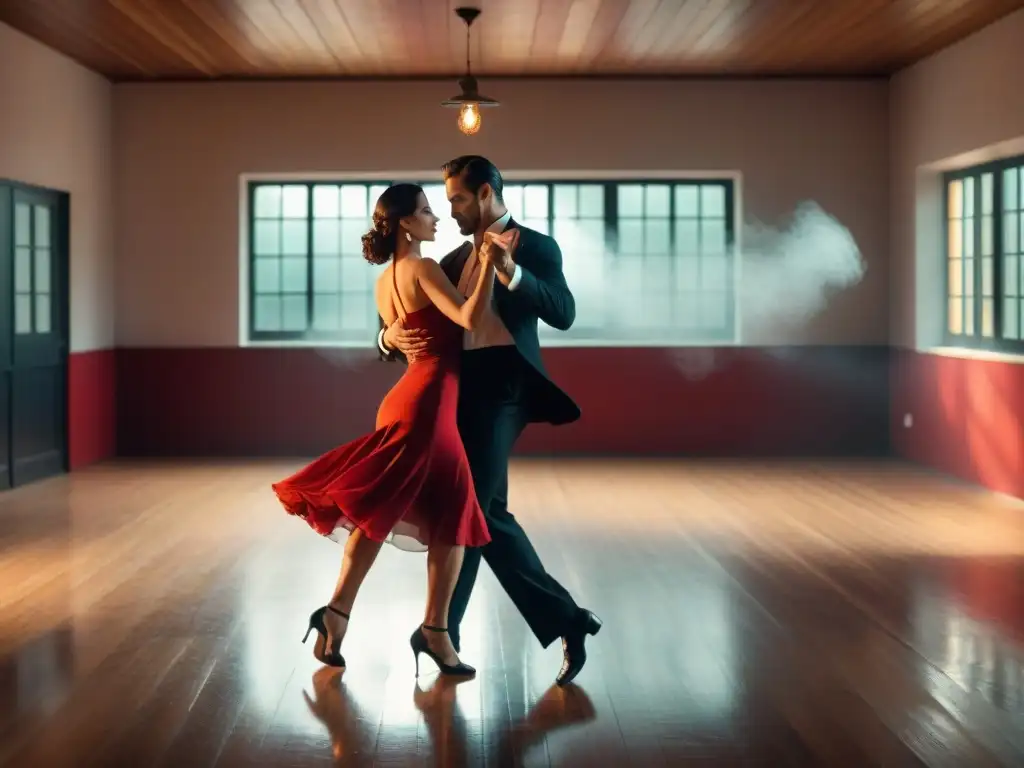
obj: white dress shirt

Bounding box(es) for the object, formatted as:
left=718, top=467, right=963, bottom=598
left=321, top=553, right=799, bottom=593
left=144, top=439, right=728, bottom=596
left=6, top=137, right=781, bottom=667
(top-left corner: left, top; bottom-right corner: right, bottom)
left=378, top=210, right=522, bottom=355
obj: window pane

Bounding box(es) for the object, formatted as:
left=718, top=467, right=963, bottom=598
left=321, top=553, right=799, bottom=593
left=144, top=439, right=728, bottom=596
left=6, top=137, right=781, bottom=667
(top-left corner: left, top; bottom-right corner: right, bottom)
left=981, top=298, right=994, bottom=337
left=313, top=185, right=340, bottom=218
left=281, top=295, right=307, bottom=331
left=948, top=297, right=963, bottom=334
left=254, top=257, right=280, bottom=293
left=675, top=296, right=699, bottom=329
left=964, top=257, right=974, bottom=296
left=578, top=185, right=603, bottom=217
left=644, top=219, right=670, bottom=255
left=523, top=217, right=548, bottom=235
left=14, top=202, right=30, bottom=246
left=34, top=205, right=50, bottom=247
left=981, top=257, right=992, bottom=296
left=643, top=292, right=672, bottom=328
left=281, top=257, right=307, bottom=293
left=1004, top=298, right=1020, bottom=339
left=369, top=185, right=390, bottom=210
left=675, top=185, right=699, bottom=218
left=253, top=220, right=281, bottom=256
left=645, top=185, right=670, bottom=217
left=524, top=186, right=549, bottom=219
left=555, top=218, right=606, bottom=271
left=702, top=256, right=729, bottom=292
left=281, top=185, right=308, bottom=218
left=340, top=219, right=368, bottom=256
left=313, top=257, right=341, bottom=293
left=254, top=295, right=281, bottom=330
left=701, top=219, right=727, bottom=255
left=281, top=220, right=308, bottom=256
left=342, top=255, right=367, bottom=287
left=15, top=247, right=31, bottom=293
left=313, top=219, right=340, bottom=255
left=1004, top=167, right=1019, bottom=211
left=254, top=185, right=282, bottom=218
left=645, top=255, right=673, bottom=289
left=964, top=176, right=975, bottom=217
left=420, top=185, right=449, bottom=224
left=1005, top=213, right=1019, bottom=254
left=948, top=258, right=962, bottom=296
left=963, top=217, right=974, bottom=258
left=675, top=220, right=699, bottom=255
left=35, top=294, right=51, bottom=334
left=313, top=293, right=341, bottom=331
left=675, top=257, right=699, bottom=291
left=503, top=186, right=523, bottom=219
left=618, top=220, right=643, bottom=254
left=1005, top=256, right=1018, bottom=296
left=553, top=185, right=577, bottom=218
left=34, top=249, right=51, bottom=294
left=341, top=292, right=370, bottom=331
left=337, top=186, right=366, bottom=219
left=701, top=185, right=726, bottom=218
left=15, top=295, right=32, bottom=334
left=699, top=292, right=729, bottom=329
left=980, top=215, right=993, bottom=256
left=947, top=219, right=962, bottom=259
left=981, top=173, right=993, bottom=215
left=617, top=185, right=644, bottom=217
left=964, top=297, right=975, bottom=335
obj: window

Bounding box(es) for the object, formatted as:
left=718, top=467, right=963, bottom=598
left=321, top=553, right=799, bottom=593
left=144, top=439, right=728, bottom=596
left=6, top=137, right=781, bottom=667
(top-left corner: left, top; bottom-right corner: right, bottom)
left=944, top=156, right=1024, bottom=352
left=13, top=201, right=53, bottom=336
left=245, top=177, right=737, bottom=345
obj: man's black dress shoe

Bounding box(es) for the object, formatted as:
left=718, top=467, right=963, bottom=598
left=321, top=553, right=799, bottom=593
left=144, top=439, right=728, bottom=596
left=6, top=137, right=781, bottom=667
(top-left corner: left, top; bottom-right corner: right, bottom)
left=556, top=609, right=602, bottom=686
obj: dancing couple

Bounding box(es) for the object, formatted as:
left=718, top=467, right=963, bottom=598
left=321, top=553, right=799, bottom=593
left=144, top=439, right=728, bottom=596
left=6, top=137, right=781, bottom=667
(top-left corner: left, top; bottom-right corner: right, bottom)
left=272, top=155, right=601, bottom=686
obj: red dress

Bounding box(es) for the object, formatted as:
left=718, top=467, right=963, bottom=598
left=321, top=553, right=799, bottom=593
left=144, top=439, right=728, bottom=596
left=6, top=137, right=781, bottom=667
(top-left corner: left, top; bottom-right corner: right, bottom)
left=271, top=276, right=491, bottom=552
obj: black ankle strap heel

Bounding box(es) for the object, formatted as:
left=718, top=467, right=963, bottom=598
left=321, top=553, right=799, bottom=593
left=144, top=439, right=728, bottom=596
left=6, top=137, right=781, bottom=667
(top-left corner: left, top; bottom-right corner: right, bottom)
left=410, top=624, right=475, bottom=677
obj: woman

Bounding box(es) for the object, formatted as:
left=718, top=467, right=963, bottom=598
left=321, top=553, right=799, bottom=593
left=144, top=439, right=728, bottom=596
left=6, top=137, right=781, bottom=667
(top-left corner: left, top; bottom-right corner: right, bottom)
left=272, top=183, right=515, bottom=677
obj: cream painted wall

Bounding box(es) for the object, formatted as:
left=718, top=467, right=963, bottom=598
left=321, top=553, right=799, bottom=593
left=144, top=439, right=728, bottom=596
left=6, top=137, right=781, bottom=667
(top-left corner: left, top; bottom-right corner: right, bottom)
left=113, top=78, right=889, bottom=348
left=890, top=8, right=1024, bottom=351
left=0, top=21, right=114, bottom=353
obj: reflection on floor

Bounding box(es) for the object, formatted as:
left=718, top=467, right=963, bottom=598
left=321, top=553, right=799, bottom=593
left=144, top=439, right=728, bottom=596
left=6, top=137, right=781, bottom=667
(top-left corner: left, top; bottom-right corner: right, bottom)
left=0, top=458, right=1023, bottom=766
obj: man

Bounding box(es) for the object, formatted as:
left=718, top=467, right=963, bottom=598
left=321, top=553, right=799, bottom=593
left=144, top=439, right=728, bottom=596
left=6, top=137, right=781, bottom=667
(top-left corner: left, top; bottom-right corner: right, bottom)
left=377, top=156, right=601, bottom=686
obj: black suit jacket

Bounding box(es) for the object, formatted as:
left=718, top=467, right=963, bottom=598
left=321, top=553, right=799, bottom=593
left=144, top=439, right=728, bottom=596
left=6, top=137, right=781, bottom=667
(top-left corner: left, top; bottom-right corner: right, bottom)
left=377, top=218, right=580, bottom=426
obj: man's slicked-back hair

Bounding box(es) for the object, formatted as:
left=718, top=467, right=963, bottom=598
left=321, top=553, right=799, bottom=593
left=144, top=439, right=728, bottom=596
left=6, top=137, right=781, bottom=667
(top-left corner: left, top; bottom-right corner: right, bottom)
left=441, top=155, right=504, bottom=203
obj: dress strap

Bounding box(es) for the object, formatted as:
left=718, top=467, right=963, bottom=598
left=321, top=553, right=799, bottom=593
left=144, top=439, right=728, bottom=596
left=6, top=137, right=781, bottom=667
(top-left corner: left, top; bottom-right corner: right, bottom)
left=391, top=256, right=408, bottom=324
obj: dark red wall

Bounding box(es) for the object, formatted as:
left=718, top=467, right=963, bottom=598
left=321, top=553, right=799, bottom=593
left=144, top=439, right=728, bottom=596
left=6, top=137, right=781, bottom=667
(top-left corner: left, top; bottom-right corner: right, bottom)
left=114, top=346, right=891, bottom=458
left=68, top=348, right=117, bottom=469
left=891, top=349, right=1024, bottom=499
left=65, top=345, right=1024, bottom=505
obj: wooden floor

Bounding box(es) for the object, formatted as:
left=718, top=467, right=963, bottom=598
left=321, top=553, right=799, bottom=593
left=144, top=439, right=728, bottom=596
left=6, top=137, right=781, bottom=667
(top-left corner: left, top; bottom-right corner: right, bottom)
left=1, top=458, right=1023, bottom=767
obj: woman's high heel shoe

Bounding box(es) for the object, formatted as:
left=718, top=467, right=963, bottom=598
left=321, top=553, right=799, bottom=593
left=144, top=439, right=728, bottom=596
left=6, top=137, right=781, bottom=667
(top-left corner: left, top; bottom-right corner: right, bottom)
left=302, top=605, right=349, bottom=667
left=410, top=625, right=475, bottom=677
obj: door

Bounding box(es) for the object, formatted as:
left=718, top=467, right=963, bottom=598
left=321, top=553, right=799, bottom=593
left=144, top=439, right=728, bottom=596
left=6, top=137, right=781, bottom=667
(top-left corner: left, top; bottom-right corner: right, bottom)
left=0, top=186, right=10, bottom=490
left=2, top=182, right=69, bottom=488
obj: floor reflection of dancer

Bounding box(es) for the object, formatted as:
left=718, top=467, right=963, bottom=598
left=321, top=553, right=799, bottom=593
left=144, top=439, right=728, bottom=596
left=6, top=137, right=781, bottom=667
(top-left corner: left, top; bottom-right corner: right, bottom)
left=379, top=156, right=602, bottom=685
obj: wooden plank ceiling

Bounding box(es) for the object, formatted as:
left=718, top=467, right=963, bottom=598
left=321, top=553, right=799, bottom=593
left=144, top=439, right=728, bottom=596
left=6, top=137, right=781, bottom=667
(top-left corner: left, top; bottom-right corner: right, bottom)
left=1, top=0, right=1022, bottom=81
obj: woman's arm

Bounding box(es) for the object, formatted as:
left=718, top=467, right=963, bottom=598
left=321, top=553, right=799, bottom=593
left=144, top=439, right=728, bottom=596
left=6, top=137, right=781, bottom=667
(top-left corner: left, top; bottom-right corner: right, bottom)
left=417, top=257, right=495, bottom=331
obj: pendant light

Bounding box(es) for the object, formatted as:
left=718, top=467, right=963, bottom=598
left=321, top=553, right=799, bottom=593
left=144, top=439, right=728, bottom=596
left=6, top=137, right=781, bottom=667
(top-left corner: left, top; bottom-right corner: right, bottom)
left=441, top=6, right=499, bottom=135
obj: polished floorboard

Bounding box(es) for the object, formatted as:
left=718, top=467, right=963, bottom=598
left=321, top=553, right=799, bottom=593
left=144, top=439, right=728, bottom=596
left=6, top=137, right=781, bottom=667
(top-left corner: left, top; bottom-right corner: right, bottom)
left=1, top=458, right=1023, bottom=767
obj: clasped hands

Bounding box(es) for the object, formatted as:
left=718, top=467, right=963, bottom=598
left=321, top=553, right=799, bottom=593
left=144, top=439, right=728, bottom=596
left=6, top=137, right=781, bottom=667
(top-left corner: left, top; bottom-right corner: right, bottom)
left=478, top=228, right=520, bottom=276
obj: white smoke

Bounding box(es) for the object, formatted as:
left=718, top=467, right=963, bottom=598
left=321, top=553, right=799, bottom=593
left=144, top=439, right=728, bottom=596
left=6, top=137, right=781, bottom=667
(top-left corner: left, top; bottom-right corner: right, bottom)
left=738, top=201, right=866, bottom=330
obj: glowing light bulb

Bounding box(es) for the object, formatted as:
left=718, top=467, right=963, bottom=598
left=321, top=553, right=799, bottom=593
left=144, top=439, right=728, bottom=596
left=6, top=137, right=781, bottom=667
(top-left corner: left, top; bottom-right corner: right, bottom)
left=457, top=103, right=480, bottom=135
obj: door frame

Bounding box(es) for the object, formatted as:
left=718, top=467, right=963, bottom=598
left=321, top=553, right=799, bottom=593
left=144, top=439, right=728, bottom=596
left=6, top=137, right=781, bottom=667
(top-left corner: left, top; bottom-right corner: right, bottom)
left=0, top=177, right=71, bottom=485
